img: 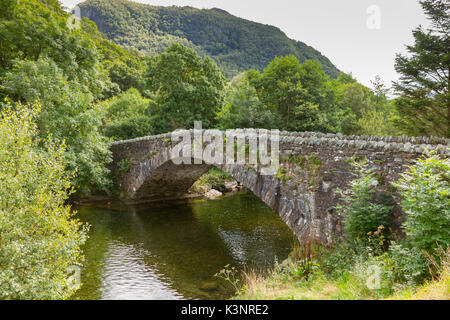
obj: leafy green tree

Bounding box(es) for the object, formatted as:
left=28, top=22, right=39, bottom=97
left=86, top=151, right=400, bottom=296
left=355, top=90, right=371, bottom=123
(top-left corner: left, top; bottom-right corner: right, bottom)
left=216, top=79, right=277, bottom=129
left=336, top=72, right=357, bottom=84
left=102, top=88, right=154, bottom=140
left=248, top=56, right=350, bottom=132
left=394, top=154, right=450, bottom=253
left=333, top=75, right=397, bottom=136
left=337, top=82, right=373, bottom=119
left=248, top=56, right=314, bottom=130
left=144, top=43, right=226, bottom=132
left=1, top=58, right=112, bottom=196
left=0, top=102, right=88, bottom=299
left=80, top=17, right=145, bottom=96
left=371, top=75, right=390, bottom=111
left=337, top=162, right=394, bottom=244
left=0, top=0, right=103, bottom=97
left=393, top=0, right=449, bottom=137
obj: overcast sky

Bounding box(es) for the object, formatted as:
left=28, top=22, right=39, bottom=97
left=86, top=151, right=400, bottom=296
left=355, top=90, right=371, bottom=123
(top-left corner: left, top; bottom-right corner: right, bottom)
left=61, top=0, right=429, bottom=90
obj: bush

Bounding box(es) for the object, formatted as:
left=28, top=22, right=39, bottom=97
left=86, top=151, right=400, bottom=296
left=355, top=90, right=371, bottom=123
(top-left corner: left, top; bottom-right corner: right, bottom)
left=1, top=58, right=112, bottom=196
left=101, top=88, right=154, bottom=141
left=193, top=168, right=234, bottom=192
left=394, top=154, right=450, bottom=253
left=0, top=103, right=88, bottom=299
left=385, top=242, right=429, bottom=287
left=336, top=161, right=394, bottom=244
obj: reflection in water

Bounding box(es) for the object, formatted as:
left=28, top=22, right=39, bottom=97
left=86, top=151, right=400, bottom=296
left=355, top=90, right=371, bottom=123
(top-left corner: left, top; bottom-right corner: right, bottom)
left=101, top=241, right=182, bottom=300
left=73, top=191, right=295, bottom=300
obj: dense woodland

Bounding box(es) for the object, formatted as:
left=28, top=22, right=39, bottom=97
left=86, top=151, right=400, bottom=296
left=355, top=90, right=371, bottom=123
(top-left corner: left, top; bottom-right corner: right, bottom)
left=0, top=0, right=448, bottom=299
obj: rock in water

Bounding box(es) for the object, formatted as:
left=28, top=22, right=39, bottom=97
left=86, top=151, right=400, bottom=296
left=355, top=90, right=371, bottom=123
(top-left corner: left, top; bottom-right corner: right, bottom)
left=224, top=181, right=238, bottom=192
left=205, top=189, right=223, bottom=199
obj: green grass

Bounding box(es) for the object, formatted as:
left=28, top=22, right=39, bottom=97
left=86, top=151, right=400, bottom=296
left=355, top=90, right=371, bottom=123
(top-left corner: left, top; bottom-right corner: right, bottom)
left=233, top=246, right=450, bottom=300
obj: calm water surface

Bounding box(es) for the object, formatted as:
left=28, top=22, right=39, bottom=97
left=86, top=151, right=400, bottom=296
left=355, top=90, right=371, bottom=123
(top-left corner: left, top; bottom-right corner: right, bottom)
left=73, top=191, right=295, bottom=300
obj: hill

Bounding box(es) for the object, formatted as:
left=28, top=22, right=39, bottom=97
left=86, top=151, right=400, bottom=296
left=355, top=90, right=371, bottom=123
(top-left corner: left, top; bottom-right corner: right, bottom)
left=78, top=0, right=340, bottom=78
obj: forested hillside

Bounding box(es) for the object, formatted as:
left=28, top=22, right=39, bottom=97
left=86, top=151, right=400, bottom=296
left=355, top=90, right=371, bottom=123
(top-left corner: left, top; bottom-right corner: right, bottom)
left=78, top=0, right=340, bottom=78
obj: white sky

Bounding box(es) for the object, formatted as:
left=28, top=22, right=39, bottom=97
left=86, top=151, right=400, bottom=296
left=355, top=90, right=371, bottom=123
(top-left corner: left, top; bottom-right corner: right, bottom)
left=60, top=0, right=429, bottom=90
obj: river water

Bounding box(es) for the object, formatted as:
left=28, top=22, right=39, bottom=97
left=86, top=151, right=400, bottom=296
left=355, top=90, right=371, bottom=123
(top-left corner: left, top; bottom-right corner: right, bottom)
left=72, top=191, right=295, bottom=300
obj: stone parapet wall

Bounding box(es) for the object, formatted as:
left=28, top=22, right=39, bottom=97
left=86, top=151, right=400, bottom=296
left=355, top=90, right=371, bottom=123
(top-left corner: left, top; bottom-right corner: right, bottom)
left=112, top=130, right=449, bottom=156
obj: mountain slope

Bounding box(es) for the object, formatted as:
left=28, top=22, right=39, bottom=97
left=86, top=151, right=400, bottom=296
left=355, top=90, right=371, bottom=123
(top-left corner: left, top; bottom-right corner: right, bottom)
left=78, top=0, right=340, bottom=78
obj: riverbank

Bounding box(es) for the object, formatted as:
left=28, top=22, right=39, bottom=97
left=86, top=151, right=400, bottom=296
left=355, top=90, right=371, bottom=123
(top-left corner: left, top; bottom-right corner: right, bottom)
left=232, top=246, right=449, bottom=300
left=234, top=265, right=449, bottom=300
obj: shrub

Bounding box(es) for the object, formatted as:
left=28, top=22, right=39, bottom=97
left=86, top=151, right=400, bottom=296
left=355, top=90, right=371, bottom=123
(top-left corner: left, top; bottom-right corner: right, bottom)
left=385, top=242, right=429, bottom=287
left=394, top=154, right=450, bottom=253
left=0, top=103, right=88, bottom=299
left=336, top=161, right=394, bottom=244
left=193, top=168, right=234, bottom=192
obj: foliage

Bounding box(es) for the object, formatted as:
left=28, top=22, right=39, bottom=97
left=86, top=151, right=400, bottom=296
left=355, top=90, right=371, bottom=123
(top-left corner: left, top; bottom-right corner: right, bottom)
left=101, top=88, right=153, bottom=140
left=384, top=242, right=430, bottom=286
left=334, top=75, right=397, bottom=136
left=237, top=155, right=450, bottom=300
left=144, top=43, right=226, bottom=133
left=0, top=0, right=150, bottom=196
left=394, top=154, right=450, bottom=253
left=216, top=78, right=277, bottom=129
left=0, top=0, right=103, bottom=96
left=336, top=162, right=394, bottom=244
left=393, top=0, right=449, bottom=137
left=356, top=108, right=397, bottom=137
left=78, top=0, right=341, bottom=78
left=1, top=58, right=112, bottom=196
left=0, top=103, right=88, bottom=299
left=214, top=264, right=244, bottom=295
left=247, top=56, right=352, bottom=133
left=192, top=168, right=234, bottom=193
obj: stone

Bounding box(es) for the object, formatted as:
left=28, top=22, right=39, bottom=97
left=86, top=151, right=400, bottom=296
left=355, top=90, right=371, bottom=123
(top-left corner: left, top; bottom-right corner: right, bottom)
left=205, top=189, right=223, bottom=199
left=224, top=181, right=238, bottom=192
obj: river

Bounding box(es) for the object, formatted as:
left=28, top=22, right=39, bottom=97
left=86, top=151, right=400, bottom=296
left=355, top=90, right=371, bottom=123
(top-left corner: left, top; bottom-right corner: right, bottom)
left=72, top=191, right=295, bottom=300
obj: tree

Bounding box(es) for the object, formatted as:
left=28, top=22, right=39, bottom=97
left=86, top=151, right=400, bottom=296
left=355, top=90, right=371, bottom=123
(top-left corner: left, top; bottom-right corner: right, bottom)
left=393, top=0, right=449, bottom=137
left=216, top=78, right=277, bottom=129
left=248, top=56, right=350, bottom=133
left=394, top=154, right=450, bottom=253
left=337, top=162, right=393, bottom=244
left=0, top=0, right=103, bottom=97
left=102, top=88, right=154, bottom=140
left=1, top=58, right=112, bottom=196
left=371, top=75, right=390, bottom=110
left=144, top=43, right=226, bottom=133
left=248, top=56, right=314, bottom=130
left=337, top=82, right=373, bottom=119
left=0, top=102, right=88, bottom=299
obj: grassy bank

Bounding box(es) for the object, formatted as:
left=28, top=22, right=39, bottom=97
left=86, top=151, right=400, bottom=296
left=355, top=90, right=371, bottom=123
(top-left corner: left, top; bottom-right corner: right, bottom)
left=234, top=252, right=449, bottom=300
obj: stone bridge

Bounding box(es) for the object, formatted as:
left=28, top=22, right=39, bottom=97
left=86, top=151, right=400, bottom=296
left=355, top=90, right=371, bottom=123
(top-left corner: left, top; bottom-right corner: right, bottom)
left=110, top=130, right=449, bottom=244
